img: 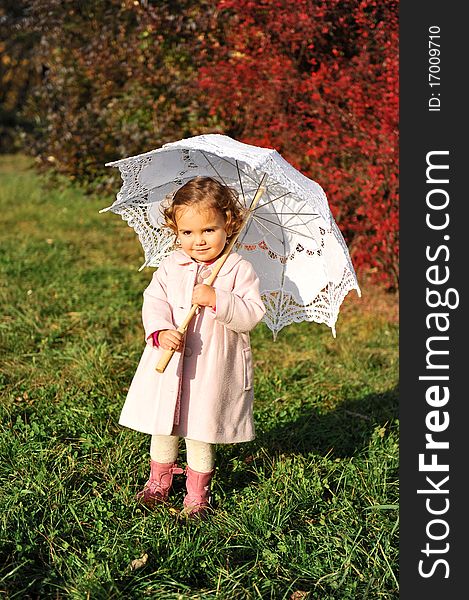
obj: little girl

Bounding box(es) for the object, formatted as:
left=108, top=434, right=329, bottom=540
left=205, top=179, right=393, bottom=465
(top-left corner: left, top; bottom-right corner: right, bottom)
left=119, top=176, right=266, bottom=517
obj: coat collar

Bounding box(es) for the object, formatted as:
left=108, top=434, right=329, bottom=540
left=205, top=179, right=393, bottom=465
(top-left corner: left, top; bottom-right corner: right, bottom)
left=172, top=249, right=243, bottom=275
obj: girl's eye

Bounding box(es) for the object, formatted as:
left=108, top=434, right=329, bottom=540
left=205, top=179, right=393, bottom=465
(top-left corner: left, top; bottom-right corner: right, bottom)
left=204, top=229, right=214, bottom=233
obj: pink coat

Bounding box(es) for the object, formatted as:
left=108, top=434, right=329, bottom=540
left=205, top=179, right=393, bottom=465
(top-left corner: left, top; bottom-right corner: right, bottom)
left=119, top=250, right=266, bottom=444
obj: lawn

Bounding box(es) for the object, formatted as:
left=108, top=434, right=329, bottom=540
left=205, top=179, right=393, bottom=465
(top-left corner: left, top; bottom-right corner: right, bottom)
left=0, top=155, right=399, bottom=599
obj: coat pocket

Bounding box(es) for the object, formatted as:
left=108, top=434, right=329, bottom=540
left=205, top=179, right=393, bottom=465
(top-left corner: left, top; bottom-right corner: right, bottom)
left=242, top=347, right=253, bottom=391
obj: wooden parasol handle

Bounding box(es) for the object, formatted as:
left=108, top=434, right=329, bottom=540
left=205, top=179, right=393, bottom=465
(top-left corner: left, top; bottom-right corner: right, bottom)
left=155, top=183, right=266, bottom=373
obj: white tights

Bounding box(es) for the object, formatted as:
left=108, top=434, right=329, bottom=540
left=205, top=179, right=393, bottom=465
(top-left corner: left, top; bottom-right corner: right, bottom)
left=150, top=434, right=215, bottom=473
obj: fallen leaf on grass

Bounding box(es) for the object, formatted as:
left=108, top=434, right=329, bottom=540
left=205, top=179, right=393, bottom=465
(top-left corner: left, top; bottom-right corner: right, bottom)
left=290, top=592, right=310, bottom=600
left=129, top=553, right=148, bottom=571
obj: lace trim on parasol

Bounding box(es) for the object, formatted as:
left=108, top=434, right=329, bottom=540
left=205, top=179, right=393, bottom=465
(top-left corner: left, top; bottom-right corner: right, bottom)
left=114, top=156, right=153, bottom=205
left=238, top=228, right=326, bottom=263
left=262, top=265, right=360, bottom=339
left=117, top=203, right=174, bottom=269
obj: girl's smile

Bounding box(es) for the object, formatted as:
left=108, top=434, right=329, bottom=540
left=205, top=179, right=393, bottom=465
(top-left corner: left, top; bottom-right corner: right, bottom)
left=176, top=205, right=228, bottom=262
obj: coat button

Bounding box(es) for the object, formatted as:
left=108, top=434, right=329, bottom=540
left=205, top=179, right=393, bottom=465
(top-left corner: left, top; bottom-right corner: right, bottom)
left=197, top=266, right=212, bottom=284
left=184, top=347, right=193, bottom=357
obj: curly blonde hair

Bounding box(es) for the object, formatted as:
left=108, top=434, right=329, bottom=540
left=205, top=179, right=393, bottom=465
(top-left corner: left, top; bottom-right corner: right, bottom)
left=162, top=176, right=246, bottom=239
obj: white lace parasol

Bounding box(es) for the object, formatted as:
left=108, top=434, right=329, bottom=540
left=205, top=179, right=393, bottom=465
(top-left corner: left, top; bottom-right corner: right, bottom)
left=101, top=134, right=361, bottom=337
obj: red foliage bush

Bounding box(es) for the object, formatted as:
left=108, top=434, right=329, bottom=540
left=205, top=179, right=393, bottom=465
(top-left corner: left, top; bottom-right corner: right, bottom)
left=197, top=0, right=399, bottom=289
left=4, top=0, right=398, bottom=288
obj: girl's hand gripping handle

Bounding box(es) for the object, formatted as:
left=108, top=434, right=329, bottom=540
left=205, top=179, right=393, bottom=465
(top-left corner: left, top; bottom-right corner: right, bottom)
left=155, top=304, right=199, bottom=373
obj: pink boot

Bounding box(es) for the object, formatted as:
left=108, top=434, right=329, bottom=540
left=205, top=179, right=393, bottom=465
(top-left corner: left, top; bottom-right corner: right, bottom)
left=182, top=466, right=215, bottom=518
left=136, top=460, right=183, bottom=507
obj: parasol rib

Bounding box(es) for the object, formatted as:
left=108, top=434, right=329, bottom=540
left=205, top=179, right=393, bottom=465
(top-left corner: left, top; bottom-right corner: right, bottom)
left=255, top=211, right=320, bottom=216
left=235, top=160, right=247, bottom=206
left=255, top=191, right=292, bottom=208
left=252, top=215, right=319, bottom=241
left=201, top=152, right=235, bottom=193
left=215, top=154, right=262, bottom=188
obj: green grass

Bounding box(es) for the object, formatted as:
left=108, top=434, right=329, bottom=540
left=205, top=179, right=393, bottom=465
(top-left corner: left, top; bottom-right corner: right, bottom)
left=0, top=155, right=399, bottom=599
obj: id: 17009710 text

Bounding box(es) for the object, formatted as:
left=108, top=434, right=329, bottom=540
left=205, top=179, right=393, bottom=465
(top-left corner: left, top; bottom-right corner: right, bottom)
left=428, top=25, right=441, bottom=112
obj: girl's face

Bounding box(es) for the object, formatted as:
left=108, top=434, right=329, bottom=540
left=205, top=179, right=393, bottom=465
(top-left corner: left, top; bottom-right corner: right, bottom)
left=175, top=204, right=228, bottom=262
